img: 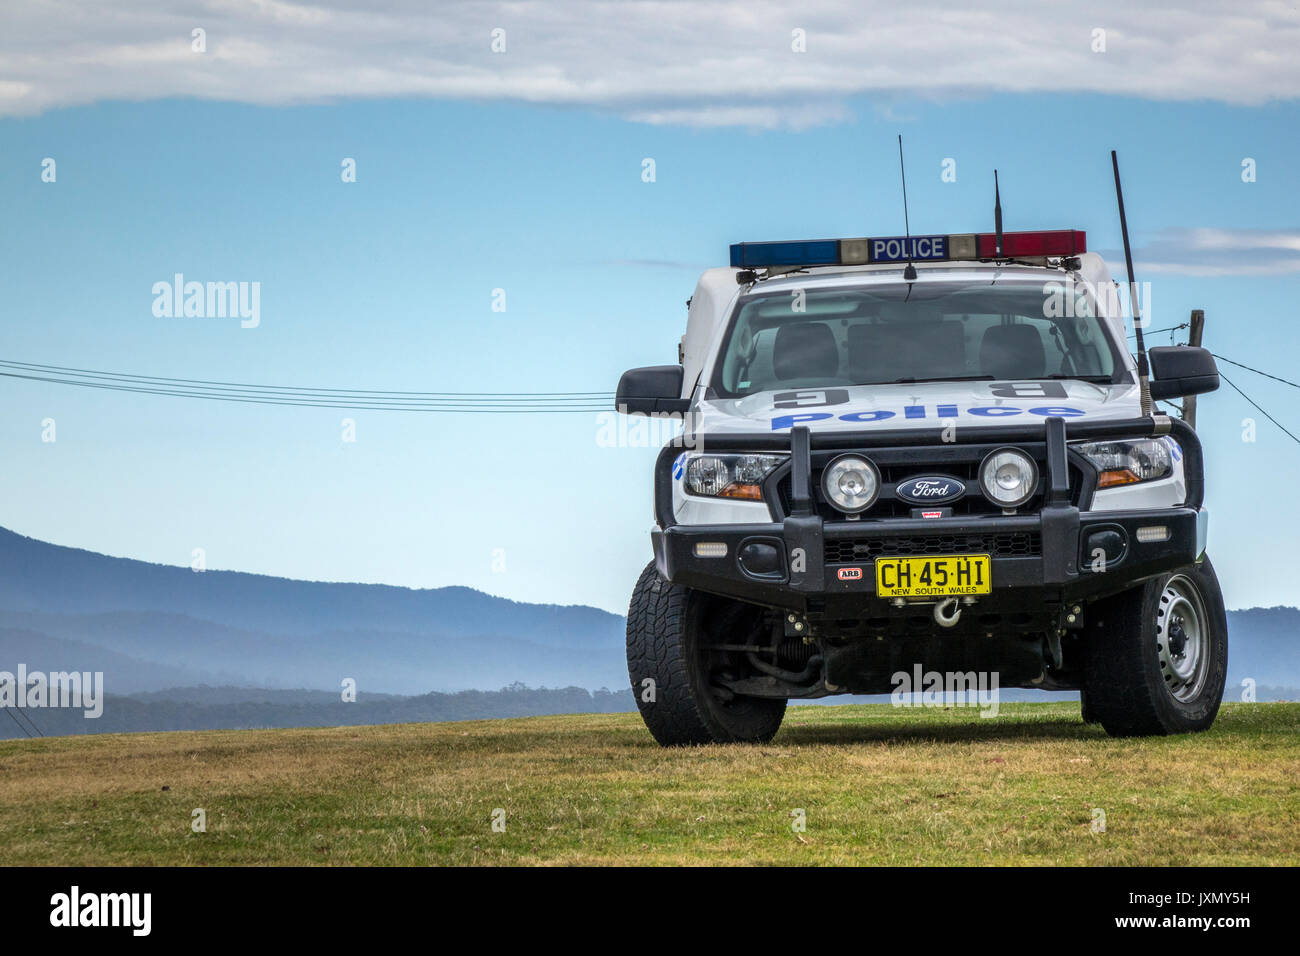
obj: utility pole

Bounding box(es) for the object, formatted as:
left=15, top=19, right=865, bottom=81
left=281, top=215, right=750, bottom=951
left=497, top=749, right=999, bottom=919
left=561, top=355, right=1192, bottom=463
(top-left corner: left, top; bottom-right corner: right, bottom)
left=1184, top=309, right=1205, bottom=429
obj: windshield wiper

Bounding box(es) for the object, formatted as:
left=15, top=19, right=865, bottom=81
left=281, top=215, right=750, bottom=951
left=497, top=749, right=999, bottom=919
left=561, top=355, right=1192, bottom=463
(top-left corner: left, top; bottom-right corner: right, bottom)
left=1040, top=374, right=1115, bottom=383
left=866, top=375, right=996, bottom=385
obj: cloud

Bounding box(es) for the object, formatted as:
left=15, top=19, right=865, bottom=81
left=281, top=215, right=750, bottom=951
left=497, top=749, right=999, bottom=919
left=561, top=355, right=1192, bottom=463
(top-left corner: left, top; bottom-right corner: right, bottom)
left=1120, top=228, right=1300, bottom=276
left=1, top=1, right=1298, bottom=127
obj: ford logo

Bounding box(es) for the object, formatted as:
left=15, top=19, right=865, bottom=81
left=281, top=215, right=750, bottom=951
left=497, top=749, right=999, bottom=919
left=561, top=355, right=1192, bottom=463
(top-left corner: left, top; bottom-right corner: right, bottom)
left=895, top=476, right=965, bottom=505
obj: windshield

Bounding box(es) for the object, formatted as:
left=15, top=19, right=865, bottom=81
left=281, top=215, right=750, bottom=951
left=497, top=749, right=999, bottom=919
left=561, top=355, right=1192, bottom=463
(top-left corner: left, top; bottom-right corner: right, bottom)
left=711, top=278, right=1124, bottom=398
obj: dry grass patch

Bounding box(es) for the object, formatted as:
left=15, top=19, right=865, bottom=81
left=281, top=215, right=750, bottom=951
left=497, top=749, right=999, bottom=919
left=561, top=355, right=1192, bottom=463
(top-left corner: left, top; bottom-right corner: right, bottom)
left=0, top=702, right=1295, bottom=865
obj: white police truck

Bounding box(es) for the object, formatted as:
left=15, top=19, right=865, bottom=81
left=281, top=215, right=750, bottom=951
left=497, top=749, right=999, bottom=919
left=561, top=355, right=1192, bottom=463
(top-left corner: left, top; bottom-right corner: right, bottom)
left=617, top=226, right=1226, bottom=745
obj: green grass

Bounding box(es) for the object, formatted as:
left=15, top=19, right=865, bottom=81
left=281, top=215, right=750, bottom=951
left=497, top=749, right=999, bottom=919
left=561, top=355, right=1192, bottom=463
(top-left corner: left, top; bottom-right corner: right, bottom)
left=1, top=702, right=1297, bottom=865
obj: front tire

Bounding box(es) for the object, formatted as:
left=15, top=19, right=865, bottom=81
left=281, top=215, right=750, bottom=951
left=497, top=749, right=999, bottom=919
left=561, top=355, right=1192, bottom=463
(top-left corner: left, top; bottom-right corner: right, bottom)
left=626, top=562, right=786, bottom=746
left=1083, top=557, right=1228, bottom=737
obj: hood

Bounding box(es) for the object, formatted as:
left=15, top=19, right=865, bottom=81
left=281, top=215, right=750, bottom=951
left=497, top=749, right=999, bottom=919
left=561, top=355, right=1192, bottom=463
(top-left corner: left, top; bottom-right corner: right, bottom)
left=696, top=380, right=1141, bottom=434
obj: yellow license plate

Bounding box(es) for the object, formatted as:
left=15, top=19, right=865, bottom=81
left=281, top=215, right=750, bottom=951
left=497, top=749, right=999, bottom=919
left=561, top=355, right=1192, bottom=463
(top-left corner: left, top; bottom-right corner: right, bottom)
left=875, top=554, right=991, bottom=598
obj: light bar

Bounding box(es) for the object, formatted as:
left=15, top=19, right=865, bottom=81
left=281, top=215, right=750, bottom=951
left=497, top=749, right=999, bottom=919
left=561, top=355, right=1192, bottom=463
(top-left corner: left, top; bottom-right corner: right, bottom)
left=729, top=230, right=1086, bottom=269
left=976, top=230, right=1087, bottom=259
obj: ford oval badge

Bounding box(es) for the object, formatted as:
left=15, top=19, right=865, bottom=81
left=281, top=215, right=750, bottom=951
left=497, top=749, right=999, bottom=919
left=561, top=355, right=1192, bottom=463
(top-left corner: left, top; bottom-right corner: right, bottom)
left=895, top=476, right=965, bottom=505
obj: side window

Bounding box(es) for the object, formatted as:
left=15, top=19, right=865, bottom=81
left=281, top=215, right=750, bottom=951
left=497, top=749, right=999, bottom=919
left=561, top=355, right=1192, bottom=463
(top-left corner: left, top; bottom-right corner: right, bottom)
left=721, top=314, right=758, bottom=391
left=742, top=328, right=778, bottom=390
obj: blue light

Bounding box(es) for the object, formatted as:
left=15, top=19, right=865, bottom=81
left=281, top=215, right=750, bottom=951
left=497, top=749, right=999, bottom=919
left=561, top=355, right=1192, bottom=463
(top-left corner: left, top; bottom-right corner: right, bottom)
left=729, top=240, right=841, bottom=269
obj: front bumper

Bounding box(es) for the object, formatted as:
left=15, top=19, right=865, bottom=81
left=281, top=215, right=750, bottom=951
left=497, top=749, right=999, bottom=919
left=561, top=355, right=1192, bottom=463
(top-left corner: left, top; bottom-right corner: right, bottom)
left=653, top=507, right=1200, bottom=614
left=652, top=415, right=1206, bottom=616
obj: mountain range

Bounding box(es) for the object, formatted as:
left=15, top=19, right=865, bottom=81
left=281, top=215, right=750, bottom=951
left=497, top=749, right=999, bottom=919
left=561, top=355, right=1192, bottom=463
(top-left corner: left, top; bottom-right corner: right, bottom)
left=0, top=526, right=627, bottom=695
left=0, top=525, right=1295, bottom=739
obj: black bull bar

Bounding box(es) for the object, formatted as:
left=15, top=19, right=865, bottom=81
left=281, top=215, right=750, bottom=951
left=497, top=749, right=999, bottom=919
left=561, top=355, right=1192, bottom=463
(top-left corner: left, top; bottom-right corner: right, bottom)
left=650, top=415, right=1205, bottom=611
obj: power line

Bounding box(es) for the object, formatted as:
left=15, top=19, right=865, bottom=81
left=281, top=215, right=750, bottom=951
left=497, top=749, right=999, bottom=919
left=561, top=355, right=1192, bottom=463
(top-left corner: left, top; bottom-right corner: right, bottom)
left=1210, top=353, right=1300, bottom=391
left=2, top=707, right=33, bottom=738
left=0, top=357, right=616, bottom=413
left=0, top=358, right=612, bottom=399
left=1219, top=372, right=1300, bottom=446
left=1126, top=322, right=1188, bottom=339
left=13, top=706, right=43, bottom=737
left=1116, top=342, right=1300, bottom=444
left=0, top=372, right=610, bottom=412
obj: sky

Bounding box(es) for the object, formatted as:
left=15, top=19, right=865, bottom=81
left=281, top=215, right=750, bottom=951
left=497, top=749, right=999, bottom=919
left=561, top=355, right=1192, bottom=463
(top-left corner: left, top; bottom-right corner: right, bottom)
left=0, top=1, right=1298, bottom=613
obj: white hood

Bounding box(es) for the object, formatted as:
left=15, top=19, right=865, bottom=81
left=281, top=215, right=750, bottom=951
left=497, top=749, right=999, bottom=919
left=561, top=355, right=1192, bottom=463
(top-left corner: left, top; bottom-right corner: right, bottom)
left=695, top=380, right=1142, bottom=434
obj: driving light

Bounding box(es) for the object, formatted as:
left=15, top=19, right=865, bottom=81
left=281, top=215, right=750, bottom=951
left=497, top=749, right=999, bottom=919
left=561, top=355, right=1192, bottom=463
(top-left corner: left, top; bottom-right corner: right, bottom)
left=980, top=448, right=1038, bottom=508
left=694, top=542, right=728, bottom=558
left=683, top=453, right=785, bottom=500
left=822, top=455, right=880, bottom=514
left=1074, top=439, right=1174, bottom=489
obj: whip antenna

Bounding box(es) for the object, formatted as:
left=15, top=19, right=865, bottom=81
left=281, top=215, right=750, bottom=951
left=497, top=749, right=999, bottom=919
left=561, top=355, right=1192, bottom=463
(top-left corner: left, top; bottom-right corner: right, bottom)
left=1111, top=149, right=1152, bottom=417
left=897, top=135, right=917, bottom=281
left=993, top=170, right=1003, bottom=258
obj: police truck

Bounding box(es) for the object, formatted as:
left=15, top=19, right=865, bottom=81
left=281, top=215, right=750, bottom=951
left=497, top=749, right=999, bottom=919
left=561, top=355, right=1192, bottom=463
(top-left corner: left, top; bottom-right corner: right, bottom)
left=617, top=203, right=1226, bottom=745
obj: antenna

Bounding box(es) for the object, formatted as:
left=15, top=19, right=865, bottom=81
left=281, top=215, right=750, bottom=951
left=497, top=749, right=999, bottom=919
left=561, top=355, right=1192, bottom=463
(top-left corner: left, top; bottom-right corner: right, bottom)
left=993, top=170, right=1003, bottom=258
left=897, top=135, right=917, bottom=281
left=1111, top=149, right=1153, bottom=417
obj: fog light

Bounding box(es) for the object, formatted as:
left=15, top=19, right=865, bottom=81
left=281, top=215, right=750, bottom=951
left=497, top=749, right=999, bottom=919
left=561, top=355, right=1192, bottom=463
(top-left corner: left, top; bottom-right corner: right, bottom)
left=1084, top=527, right=1127, bottom=570
left=822, top=455, right=880, bottom=514
left=979, top=447, right=1038, bottom=508
left=694, top=541, right=728, bottom=558
left=737, top=539, right=783, bottom=578
left=1136, top=525, right=1170, bottom=543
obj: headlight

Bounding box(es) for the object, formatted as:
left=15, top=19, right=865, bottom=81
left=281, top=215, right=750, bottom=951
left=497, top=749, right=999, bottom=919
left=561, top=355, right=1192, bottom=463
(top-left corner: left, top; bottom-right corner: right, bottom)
left=980, top=448, right=1038, bottom=508
left=1075, top=438, right=1174, bottom=488
left=822, top=455, right=880, bottom=514
left=683, top=453, right=786, bottom=500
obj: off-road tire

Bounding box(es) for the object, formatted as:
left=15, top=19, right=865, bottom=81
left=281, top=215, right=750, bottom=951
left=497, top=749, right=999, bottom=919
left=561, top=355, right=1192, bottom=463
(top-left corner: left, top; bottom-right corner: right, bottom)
left=626, top=562, right=786, bottom=746
left=1079, top=689, right=1099, bottom=724
left=1083, top=557, right=1228, bottom=737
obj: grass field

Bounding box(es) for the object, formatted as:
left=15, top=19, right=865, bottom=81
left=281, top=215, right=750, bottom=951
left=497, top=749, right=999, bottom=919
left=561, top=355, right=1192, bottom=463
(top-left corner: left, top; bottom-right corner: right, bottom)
left=1, top=702, right=1297, bottom=865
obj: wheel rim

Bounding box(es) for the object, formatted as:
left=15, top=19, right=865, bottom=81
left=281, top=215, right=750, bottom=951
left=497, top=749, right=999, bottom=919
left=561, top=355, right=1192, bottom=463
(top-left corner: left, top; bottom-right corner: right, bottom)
left=1155, top=574, right=1210, bottom=703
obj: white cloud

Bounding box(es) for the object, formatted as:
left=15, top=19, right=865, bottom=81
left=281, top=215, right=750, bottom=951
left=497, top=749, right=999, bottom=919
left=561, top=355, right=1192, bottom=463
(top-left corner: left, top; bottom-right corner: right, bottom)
left=1127, top=228, right=1300, bottom=275
left=1, top=1, right=1298, bottom=126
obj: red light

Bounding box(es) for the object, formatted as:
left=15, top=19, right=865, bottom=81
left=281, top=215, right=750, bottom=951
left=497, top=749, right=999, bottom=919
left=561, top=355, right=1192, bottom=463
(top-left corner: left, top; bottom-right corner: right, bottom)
left=976, top=230, right=1086, bottom=259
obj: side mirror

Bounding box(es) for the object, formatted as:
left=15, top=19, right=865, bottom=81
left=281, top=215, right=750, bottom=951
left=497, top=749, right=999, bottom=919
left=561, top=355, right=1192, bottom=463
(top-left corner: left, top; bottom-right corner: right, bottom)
left=1148, top=346, right=1219, bottom=401
left=615, top=365, right=690, bottom=414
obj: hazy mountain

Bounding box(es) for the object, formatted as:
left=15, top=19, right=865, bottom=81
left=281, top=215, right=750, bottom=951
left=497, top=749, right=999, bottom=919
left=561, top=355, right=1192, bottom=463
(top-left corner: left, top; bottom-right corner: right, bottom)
left=0, top=526, right=623, bottom=650
left=0, top=526, right=627, bottom=695
left=0, top=614, right=628, bottom=695
left=1223, top=606, right=1300, bottom=689
left=0, top=626, right=216, bottom=693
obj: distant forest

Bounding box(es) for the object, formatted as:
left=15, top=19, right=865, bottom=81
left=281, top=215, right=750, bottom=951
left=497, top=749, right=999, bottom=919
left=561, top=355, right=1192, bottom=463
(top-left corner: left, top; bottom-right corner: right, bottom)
left=0, top=683, right=635, bottom=739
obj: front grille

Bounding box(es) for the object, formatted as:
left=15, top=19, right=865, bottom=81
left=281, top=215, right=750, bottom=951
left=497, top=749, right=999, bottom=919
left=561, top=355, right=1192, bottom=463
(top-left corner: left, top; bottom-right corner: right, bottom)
left=773, top=442, right=1088, bottom=520
left=823, top=531, right=1042, bottom=564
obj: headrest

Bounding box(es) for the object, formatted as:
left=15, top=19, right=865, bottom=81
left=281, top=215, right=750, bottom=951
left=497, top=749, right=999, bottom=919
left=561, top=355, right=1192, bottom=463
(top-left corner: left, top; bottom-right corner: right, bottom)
left=773, top=322, right=839, bottom=380
left=980, top=324, right=1045, bottom=379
